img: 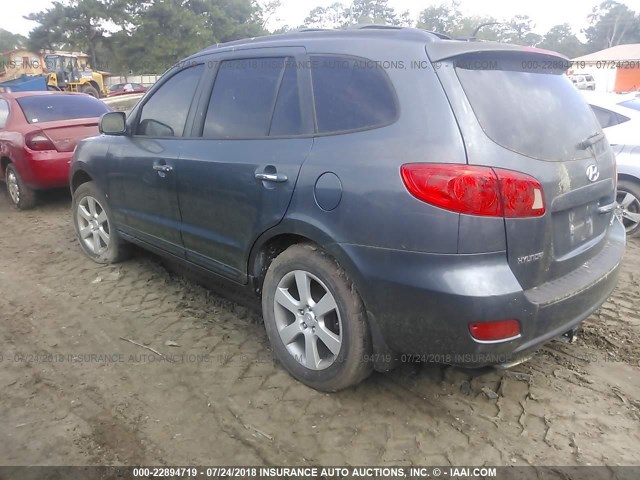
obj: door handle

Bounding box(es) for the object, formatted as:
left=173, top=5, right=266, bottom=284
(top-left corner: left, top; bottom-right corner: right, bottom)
left=255, top=172, right=287, bottom=183
left=153, top=164, right=173, bottom=174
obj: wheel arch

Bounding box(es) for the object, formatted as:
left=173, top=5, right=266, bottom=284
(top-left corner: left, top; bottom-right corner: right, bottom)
left=249, top=219, right=337, bottom=287
left=248, top=220, right=396, bottom=371
left=618, top=173, right=640, bottom=186
left=70, top=168, right=93, bottom=194
left=248, top=220, right=367, bottom=298
left=81, top=81, right=101, bottom=97
left=88, top=80, right=101, bottom=92
left=0, top=156, right=11, bottom=176
left=249, top=231, right=320, bottom=297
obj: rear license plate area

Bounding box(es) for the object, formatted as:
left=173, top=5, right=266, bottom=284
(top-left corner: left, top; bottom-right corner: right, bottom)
left=553, top=203, right=604, bottom=257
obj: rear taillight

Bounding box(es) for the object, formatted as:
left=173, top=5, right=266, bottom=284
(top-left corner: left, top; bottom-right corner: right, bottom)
left=495, top=168, right=545, bottom=217
left=400, top=164, right=545, bottom=218
left=469, top=320, right=521, bottom=342
left=25, top=131, right=56, bottom=151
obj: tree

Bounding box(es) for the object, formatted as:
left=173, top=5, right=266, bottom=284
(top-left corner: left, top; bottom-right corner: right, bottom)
left=25, top=0, right=266, bottom=75
left=302, top=0, right=402, bottom=29
left=0, top=29, right=27, bottom=51
left=346, top=0, right=400, bottom=25
left=416, top=3, right=513, bottom=41
left=397, top=10, right=413, bottom=27
left=538, top=24, right=586, bottom=58
left=502, top=15, right=542, bottom=46
left=254, top=0, right=282, bottom=29
left=584, top=0, right=640, bottom=50
left=112, top=0, right=212, bottom=73
left=304, top=2, right=347, bottom=29
left=25, top=2, right=71, bottom=52
left=416, top=1, right=461, bottom=34
left=25, top=0, right=110, bottom=68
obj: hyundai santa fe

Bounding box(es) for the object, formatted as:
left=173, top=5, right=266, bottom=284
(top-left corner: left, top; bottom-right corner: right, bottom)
left=70, top=26, right=625, bottom=391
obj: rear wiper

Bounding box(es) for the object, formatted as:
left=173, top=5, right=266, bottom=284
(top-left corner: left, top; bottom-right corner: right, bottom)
left=578, top=132, right=605, bottom=150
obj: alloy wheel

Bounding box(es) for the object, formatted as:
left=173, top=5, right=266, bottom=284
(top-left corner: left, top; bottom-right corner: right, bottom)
left=617, top=190, right=640, bottom=234
left=77, top=196, right=111, bottom=255
left=273, top=270, right=342, bottom=370
left=7, top=170, right=20, bottom=205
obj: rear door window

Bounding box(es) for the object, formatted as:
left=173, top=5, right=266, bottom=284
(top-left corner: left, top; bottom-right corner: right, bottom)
left=203, top=57, right=295, bottom=138
left=137, top=64, right=204, bottom=137
left=310, top=55, right=398, bottom=134
left=270, top=61, right=305, bottom=136
left=0, top=99, right=8, bottom=128
left=456, top=55, right=602, bottom=161
left=16, top=95, right=109, bottom=124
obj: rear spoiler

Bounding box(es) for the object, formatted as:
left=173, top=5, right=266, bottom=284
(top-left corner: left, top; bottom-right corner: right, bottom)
left=426, top=41, right=568, bottom=63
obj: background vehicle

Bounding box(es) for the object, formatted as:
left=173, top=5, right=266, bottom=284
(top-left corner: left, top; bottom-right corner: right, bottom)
left=584, top=92, right=640, bottom=236
left=43, top=54, right=107, bottom=98
left=102, top=92, right=145, bottom=113
left=108, top=83, right=148, bottom=97
left=0, top=53, right=107, bottom=98
left=70, top=27, right=624, bottom=391
left=569, top=74, right=596, bottom=90
left=0, top=91, right=110, bottom=209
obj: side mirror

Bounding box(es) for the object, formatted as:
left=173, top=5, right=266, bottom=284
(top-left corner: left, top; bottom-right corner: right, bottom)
left=99, top=111, right=126, bottom=135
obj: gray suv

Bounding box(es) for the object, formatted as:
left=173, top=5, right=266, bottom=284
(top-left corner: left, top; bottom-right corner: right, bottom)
left=70, top=27, right=625, bottom=391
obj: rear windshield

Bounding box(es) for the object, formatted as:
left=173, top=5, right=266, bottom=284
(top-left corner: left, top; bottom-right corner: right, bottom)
left=16, top=95, right=110, bottom=124
left=455, top=55, right=602, bottom=161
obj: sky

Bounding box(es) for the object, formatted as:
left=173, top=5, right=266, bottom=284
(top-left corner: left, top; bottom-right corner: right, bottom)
left=1, top=0, right=640, bottom=38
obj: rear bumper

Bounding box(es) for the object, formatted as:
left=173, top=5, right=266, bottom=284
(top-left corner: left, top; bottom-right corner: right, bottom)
left=337, top=219, right=625, bottom=367
left=19, top=149, right=72, bottom=189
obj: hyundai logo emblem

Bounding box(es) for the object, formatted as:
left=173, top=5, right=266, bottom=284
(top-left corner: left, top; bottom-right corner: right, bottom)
left=586, top=164, right=600, bottom=182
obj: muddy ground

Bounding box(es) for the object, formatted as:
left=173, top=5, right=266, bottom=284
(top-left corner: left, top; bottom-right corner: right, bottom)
left=0, top=187, right=639, bottom=467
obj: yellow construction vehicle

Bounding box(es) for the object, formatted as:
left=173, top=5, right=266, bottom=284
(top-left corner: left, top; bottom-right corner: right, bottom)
left=43, top=53, right=107, bottom=98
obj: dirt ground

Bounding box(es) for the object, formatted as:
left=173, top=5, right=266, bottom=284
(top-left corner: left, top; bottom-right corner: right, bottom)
left=0, top=187, right=639, bottom=467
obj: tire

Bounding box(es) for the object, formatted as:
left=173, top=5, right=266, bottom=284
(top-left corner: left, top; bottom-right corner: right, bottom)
left=81, top=85, right=100, bottom=98
left=617, top=179, right=640, bottom=237
left=72, top=181, right=130, bottom=263
left=262, top=243, right=372, bottom=391
left=5, top=163, right=36, bottom=210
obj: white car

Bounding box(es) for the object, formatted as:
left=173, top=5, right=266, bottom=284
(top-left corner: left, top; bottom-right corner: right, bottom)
left=570, top=74, right=596, bottom=90
left=584, top=92, right=640, bottom=236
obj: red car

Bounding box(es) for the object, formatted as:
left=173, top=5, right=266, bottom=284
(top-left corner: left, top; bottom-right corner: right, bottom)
left=107, top=83, right=148, bottom=97
left=0, top=91, right=110, bottom=209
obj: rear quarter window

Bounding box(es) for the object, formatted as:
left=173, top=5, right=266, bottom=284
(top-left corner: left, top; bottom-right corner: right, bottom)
left=16, top=94, right=110, bottom=124
left=590, top=105, right=621, bottom=128
left=310, top=55, right=398, bottom=134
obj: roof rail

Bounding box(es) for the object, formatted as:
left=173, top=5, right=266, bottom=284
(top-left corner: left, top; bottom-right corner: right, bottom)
left=349, top=24, right=453, bottom=40
left=347, top=24, right=403, bottom=30
left=295, top=28, right=332, bottom=32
